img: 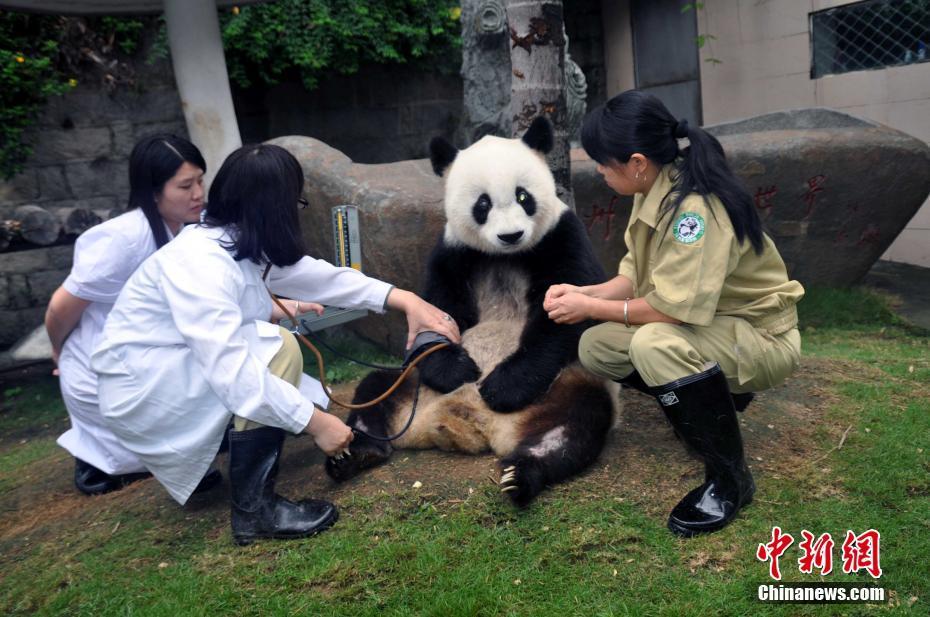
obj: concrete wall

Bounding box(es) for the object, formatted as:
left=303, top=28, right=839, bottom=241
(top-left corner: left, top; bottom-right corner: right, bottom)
left=695, top=0, right=930, bottom=267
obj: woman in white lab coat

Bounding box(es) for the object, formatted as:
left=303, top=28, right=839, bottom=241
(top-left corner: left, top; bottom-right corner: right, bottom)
left=45, top=134, right=221, bottom=496
left=92, top=143, right=461, bottom=545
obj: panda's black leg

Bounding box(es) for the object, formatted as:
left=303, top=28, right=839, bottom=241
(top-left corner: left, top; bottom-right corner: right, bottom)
left=325, top=371, right=403, bottom=483
left=498, top=380, right=614, bottom=507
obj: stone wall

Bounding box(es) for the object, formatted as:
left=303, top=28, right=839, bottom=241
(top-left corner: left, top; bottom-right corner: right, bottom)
left=0, top=59, right=188, bottom=222
left=0, top=53, right=187, bottom=350
left=0, top=246, right=73, bottom=348
left=234, top=64, right=465, bottom=164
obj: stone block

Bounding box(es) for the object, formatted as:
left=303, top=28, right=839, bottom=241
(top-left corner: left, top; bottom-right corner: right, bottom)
left=0, top=169, right=39, bottom=205
left=133, top=121, right=189, bottom=142
left=27, top=269, right=68, bottom=305
left=64, top=158, right=130, bottom=198
left=111, top=121, right=136, bottom=158
left=47, top=245, right=75, bottom=270
left=3, top=274, right=31, bottom=309
left=0, top=248, right=50, bottom=273
left=0, top=307, right=45, bottom=348
left=36, top=166, right=73, bottom=201
left=30, top=127, right=113, bottom=165
left=10, top=324, right=52, bottom=361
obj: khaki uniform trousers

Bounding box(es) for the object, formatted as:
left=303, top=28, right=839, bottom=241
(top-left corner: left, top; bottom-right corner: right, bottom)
left=233, top=326, right=305, bottom=431
left=579, top=316, right=801, bottom=393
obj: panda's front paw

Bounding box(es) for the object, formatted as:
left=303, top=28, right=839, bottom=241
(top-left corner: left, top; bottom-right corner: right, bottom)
left=479, top=366, right=538, bottom=412
left=417, top=345, right=481, bottom=393
left=325, top=436, right=392, bottom=483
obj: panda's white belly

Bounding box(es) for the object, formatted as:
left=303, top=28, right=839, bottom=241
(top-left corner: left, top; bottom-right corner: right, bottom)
left=463, top=265, right=530, bottom=375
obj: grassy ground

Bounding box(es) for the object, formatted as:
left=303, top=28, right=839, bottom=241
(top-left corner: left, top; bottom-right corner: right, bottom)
left=0, top=288, right=927, bottom=616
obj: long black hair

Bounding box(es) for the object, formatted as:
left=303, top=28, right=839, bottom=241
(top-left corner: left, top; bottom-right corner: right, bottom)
left=204, top=143, right=306, bottom=267
left=128, top=134, right=206, bottom=249
left=581, top=90, right=763, bottom=254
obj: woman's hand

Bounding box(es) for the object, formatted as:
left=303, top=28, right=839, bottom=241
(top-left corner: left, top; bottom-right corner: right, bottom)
left=543, top=283, right=583, bottom=311
left=270, top=300, right=324, bottom=324
left=387, top=289, right=461, bottom=350
left=545, top=291, right=594, bottom=325
left=304, top=410, right=354, bottom=456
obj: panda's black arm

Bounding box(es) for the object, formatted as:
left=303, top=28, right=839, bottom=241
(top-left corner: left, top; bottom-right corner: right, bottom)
left=479, top=212, right=606, bottom=412
left=421, top=239, right=480, bottom=331
left=416, top=237, right=482, bottom=393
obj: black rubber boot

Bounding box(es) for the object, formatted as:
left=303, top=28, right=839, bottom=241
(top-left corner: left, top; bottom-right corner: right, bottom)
left=74, top=458, right=151, bottom=496
left=652, top=364, right=755, bottom=537
left=228, top=427, right=338, bottom=546
left=619, top=370, right=754, bottom=411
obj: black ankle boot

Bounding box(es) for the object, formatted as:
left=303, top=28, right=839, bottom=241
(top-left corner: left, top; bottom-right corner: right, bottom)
left=228, top=426, right=338, bottom=546
left=620, top=370, right=754, bottom=411
left=74, top=458, right=151, bottom=496
left=652, top=364, right=755, bottom=537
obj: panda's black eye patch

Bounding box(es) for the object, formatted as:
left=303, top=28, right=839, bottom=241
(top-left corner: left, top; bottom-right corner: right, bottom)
left=515, top=186, right=536, bottom=216
left=473, top=194, right=492, bottom=225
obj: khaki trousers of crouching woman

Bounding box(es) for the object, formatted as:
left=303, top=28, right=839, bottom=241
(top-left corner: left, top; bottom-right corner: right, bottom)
left=578, top=316, right=801, bottom=393
left=233, top=327, right=305, bottom=431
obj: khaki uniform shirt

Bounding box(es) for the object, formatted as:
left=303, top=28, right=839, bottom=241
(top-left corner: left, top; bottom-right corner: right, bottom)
left=618, top=164, right=804, bottom=335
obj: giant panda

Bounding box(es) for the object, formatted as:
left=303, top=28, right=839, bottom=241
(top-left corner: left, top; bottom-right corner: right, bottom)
left=326, top=117, right=619, bottom=506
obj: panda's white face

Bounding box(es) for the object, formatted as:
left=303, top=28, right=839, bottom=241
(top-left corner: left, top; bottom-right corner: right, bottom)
left=442, top=136, right=568, bottom=254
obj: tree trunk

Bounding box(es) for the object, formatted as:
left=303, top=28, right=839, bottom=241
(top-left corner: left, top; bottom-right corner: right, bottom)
left=461, top=0, right=513, bottom=142
left=505, top=0, right=572, bottom=208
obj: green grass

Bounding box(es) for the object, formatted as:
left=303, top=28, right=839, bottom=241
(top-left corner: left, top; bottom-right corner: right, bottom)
left=0, top=289, right=927, bottom=616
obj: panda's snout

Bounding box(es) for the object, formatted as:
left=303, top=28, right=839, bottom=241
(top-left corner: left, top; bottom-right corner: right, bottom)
left=497, top=231, right=524, bottom=245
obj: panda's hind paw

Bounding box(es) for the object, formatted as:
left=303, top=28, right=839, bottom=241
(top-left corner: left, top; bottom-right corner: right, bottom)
left=498, top=461, right=544, bottom=507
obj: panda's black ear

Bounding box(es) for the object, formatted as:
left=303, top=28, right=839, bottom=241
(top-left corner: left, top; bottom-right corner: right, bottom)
left=429, top=137, right=458, bottom=177
left=521, top=116, right=554, bottom=154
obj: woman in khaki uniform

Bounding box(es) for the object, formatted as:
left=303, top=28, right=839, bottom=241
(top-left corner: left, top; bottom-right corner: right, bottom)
left=544, top=90, right=803, bottom=537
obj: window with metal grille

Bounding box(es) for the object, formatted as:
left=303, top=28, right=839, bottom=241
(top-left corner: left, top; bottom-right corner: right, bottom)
left=811, top=0, right=930, bottom=78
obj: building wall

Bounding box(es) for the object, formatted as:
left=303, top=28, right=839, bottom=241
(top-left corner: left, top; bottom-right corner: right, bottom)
left=696, top=0, right=930, bottom=267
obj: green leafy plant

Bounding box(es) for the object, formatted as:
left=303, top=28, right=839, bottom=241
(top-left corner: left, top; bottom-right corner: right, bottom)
left=0, top=12, right=70, bottom=180
left=220, top=0, right=462, bottom=90
left=0, top=11, right=148, bottom=180
left=681, top=1, right=722, bottom=65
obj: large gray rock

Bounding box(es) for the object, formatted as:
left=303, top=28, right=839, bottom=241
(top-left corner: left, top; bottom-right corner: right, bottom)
left=706, top=109, right=930, bottom=285
left=274, top=108, right=930, bottom=349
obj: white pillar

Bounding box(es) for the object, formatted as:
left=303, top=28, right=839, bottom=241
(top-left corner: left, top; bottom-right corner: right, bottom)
left=163, top=0, right=242, bottom=188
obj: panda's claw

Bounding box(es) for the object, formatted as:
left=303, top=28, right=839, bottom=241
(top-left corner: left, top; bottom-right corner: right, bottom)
left=504, top=465, right=516, bottom=472
left=501, top=485, right=519, bottom=493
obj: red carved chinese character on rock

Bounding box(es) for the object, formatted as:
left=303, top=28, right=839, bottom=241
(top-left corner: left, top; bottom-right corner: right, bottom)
left=802, top=174, right=827, bottom=218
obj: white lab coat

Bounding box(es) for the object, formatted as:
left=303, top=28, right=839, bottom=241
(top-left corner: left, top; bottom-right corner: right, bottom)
left=92, top=223, right=393, bottom=504
left=57, top=208, right=171, bottom=475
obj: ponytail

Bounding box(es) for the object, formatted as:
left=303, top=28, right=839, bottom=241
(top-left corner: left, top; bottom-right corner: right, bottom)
left=581, top=90, right=764, bottom=254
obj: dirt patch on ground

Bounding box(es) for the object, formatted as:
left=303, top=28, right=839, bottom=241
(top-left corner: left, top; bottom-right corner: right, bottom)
left=0, top=358, right=880, bottom=549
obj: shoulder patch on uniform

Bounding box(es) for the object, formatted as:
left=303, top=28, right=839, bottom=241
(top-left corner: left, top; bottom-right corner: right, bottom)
left=673, top=212, right=705, bottom=244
